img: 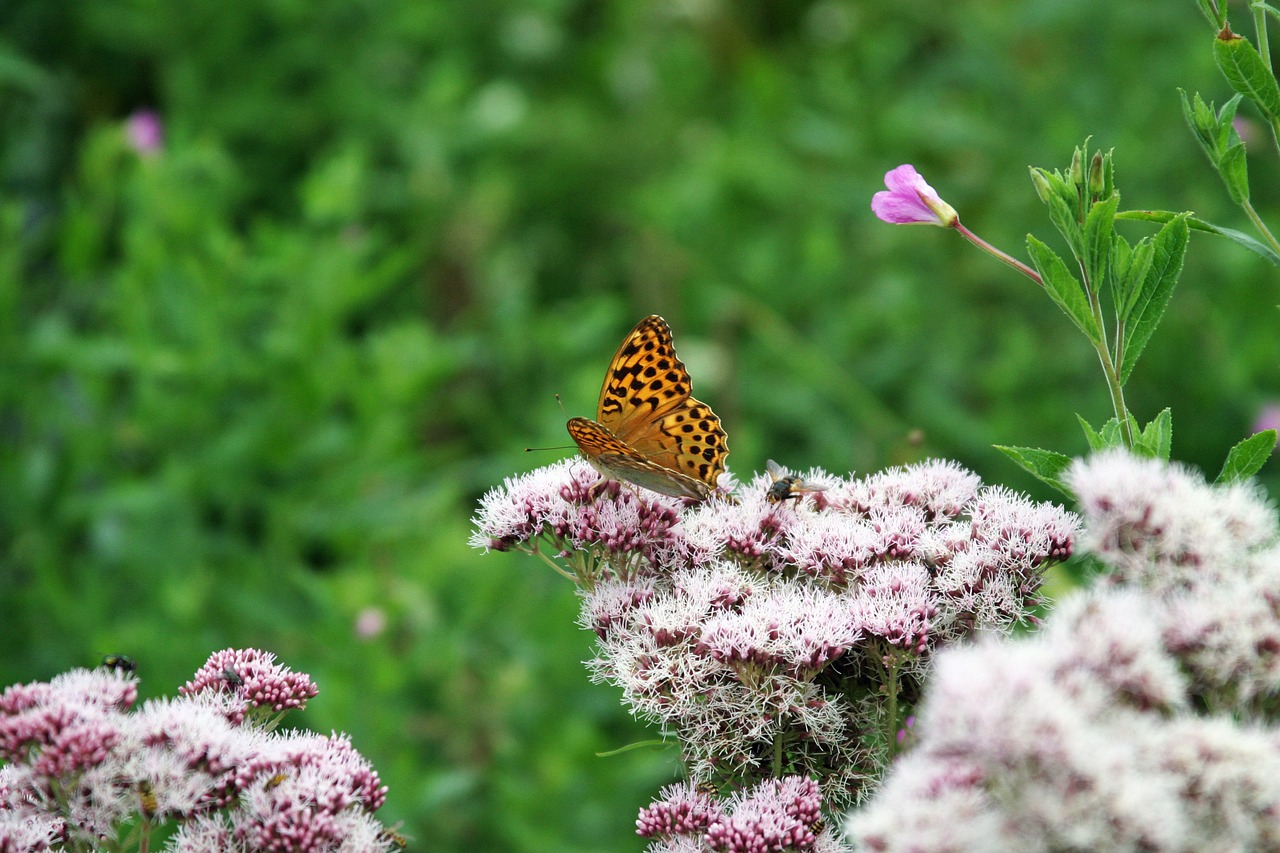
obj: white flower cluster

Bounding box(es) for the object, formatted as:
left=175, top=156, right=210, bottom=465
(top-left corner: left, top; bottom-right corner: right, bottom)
left=846, top=451, right=1280, bottom=852
left=475, top=458, right=1077, bottom=808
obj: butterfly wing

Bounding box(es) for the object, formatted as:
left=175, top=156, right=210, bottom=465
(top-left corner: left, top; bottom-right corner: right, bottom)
left=593, top=315, right=728, bottom=492
left=566, top=417, right=712, bottom=500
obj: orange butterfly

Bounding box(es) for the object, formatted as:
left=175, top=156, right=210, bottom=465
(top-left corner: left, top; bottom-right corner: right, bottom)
left=567, top=315, right=728, bottom=500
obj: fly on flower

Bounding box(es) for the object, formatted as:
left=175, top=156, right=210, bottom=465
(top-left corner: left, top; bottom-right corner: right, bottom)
left=765, top=459, right=827, bottom=504
left=101, top=654, right=138, bottom=674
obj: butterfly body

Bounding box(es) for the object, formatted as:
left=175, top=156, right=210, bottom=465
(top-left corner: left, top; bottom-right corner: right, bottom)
left=567, top=315, right=727, bottom=500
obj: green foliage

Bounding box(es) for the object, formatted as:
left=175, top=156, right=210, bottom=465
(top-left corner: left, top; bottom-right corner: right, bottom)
left=1, top=0, right=1277, bottom=850
left=1214, top=29, right=1280, bottom=122
left=1217, top=429, right=1279, bottom=483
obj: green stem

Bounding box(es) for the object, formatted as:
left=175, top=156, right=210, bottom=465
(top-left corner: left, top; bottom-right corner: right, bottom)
left=1241, top=197, right=1280, bottom=257
left=529, top=541, right=577, bottom=583
left=884, top=655, right=902, bottom=758
left=1254, top=1, right=1273, bottom=72
left=1084, top=279, right=1134, bottom=447
left=954, top=222, right=1044, bottom=285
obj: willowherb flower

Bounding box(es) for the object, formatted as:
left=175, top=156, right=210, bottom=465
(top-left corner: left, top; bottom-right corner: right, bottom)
left=870, top=165, right=958, bottom=227
left=846, top=452, right=1280, bottom=853
left=182, top=648, right=319, bottom=724
left=125, top=109, right=163, bottom=156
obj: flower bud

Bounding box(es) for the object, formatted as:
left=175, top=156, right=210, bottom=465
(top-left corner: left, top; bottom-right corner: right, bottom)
left=1088, top=151, right=1105, bottom=197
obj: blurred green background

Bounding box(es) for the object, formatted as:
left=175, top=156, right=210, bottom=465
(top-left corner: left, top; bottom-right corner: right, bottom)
left=2, top=0, right=1276, bottom=849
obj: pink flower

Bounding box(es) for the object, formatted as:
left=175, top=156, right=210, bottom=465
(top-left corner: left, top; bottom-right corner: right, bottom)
left=1252, top=401, right=1280, bottom=437
left=125, top=109, right=163, bottom=156
left=354, top=607, right=387, bottom=640
left=181, top=648, right=319, bottom=725
left=871, top=164, right=958, bottom=227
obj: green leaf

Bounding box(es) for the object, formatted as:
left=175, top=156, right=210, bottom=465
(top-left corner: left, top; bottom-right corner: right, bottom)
left=1117, top=209, right=1280, bottom=266
left=1177, top=89, right=1215, bottom=154
left=1215, top=430, right=1277, bottom=484
left=1136, top=408, right=1172, bottom=460
left=1217, top=142, right=1250, bottom=204
left=1082, top=193, right=1118, bottom=293
left=1113, top=231, right=1155, bottom=330
left=1044, top=188, right=1083, bottom=255
left=1118, top=214, right=1190, bottom=383
left=1076, top=414, right=1135, bottom=452
left=1026, top=235, right=1102, bottom=345
left=1214, top=32, right=1280, bottom=121
left=994, top=445, right=1075, bottom=497
left=1076, top=415, right=1108, bottom=452
left=1179, top=90, right=1243, bottom=159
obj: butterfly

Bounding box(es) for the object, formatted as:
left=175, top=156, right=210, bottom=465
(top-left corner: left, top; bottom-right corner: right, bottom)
left=567, top=315, right=728, bottom=500
left=764, top=458, right=827, bottom=504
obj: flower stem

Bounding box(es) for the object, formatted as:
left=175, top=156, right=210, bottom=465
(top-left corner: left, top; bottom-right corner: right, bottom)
left=1254, top=1, right=1273, bottom=71
left=954, top=221, right=1044, bottom=285
left=884, top=654, right=902, bottom=758
left=1241, top=198, right=1280, bottom=258
left=1078, top=261, right=1135, bottom=447
left=529, top=541, right=577, bottom=583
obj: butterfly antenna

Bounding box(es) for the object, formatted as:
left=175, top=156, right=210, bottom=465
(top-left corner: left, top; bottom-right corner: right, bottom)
left=525, top=444, right=575, bottom=452
left=554, top=393, right=568, bottom=415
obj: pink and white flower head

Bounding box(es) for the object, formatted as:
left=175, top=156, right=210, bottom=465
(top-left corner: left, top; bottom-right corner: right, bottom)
left=871, top=164, right=958, bottom=227
left=182, top=648, right=319, bottom=724
left=639, top=776, right=839, bottom=853
left=846, top=452, right=1280, bottom=853
left=0, top=653, right=397, bottom=853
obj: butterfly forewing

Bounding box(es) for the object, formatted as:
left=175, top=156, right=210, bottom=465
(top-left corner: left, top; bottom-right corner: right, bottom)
left=568, top=315, right=728, bottom=499
left=596, top=316, right=693, bottom=433
left=566, top=417, right=712, bottom=500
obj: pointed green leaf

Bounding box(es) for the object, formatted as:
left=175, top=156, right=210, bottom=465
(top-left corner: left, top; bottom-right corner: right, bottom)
left=1179, top=89, right=1215, bottom=154
left=1117, top=209, right=1280, bottom=266
left=1214, top=32, right=1280, bottom=121
left=1077, top=415, right=1109, bottom=452
left=1083, top=193, right=1118, bottom=293
left=1076, top=414, right=1135, bottom=453
left=1136, top=408, right=1173, bottom=460
left=1218, top=142, right=1250, bottom=204
left=1026, top=235, right=1103, bottom=345
left=1044, top=189, right=1083, bottom=254
left=1215, top=430, right=1276, bottom=483
left=994, top=445, right=1075, bottom=497
left=1118, top=214, right=1190, bottom=383
left=1179, top=90, right=1244, bottom=159
left=1099, top=418, right=1124, bottom=447
left=1118, top=237, right=1155, bottom=322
